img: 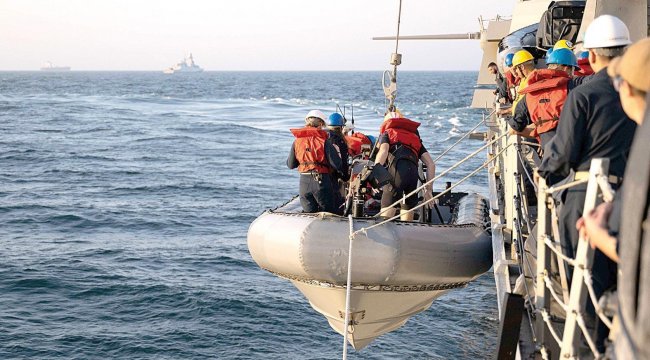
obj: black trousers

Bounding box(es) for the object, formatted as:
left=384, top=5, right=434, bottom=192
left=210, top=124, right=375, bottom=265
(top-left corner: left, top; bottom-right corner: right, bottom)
left=299, top=173, right=335, bottom=213
left=560, top=184, right=618, bottom=351
left=381, top=160, right=419, bottom=210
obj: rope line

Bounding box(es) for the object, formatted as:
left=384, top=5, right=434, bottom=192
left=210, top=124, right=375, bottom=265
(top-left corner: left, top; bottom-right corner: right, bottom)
left=375, top=132, right=508, bottom=218
left=583, top=271, right=614, bottom=329
left=576, top=313, right=602, bottom=358
left=354, top=142, right=511, bottom=237
left=543, top=237, right=577, bottom=267
left=545, top=178, right=588, bottom=194
left=543, top=274, right=568, bottom=312
left=538, top=309, right=562, bottom=345
left=342, top=215, right=355, bottom=360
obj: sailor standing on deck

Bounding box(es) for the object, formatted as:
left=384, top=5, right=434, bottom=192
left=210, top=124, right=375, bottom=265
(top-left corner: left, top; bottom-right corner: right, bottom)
left=535, top=15, right=638, bottom=350
left=375, top=111, right=436, bottom=221
left=577, top=37, right=650, bottom=264
left=499, top=50, right=535, bottom=117
left=508, top=48, right=581, bottom=148
left=487, top=62, right=509, bottom=104
left=573, top=38, right=650, bottom=358
left=287, top=110, right=344, bottom=213
left=537, top=15, right=637, bottom=258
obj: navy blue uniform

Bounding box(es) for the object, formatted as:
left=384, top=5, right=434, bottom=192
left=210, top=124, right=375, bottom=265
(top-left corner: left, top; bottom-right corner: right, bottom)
left=537, top=69, right=636, bottom=351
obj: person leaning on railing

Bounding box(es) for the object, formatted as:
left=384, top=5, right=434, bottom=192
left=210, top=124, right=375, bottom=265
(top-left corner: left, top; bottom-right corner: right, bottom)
left=576, top=37, right=650, bottom=360
left=577, top=37, right=650, bottom=263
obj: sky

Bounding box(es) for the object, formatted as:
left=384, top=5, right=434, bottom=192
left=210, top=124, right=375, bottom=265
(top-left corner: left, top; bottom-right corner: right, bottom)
left=0, top=0, right=516, bottom=71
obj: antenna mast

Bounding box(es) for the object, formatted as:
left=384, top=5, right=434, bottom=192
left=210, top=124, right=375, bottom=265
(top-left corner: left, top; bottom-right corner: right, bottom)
left=383, top=0, right=403, bottom=112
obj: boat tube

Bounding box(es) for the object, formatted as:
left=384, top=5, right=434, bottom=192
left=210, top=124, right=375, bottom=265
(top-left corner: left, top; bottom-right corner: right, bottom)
left=247, top=191, right=492, bottom=350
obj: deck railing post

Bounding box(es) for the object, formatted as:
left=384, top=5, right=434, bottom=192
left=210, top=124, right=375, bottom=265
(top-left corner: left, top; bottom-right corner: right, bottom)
left=560, top=158, right=610, bottom=358
left=535, top=177, right=552, bottom=351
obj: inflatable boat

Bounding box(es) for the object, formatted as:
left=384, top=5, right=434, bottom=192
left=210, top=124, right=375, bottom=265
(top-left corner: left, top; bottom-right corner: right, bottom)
left=247, top=189, right=493, bottom=350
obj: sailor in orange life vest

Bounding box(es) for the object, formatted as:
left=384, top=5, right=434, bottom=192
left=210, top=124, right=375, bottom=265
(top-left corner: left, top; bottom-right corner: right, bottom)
left=508, top=48, right=583, bottom=148
left=287, top=110, right=344, bottom=213
left=375, top=111, right=436, bottom=221
left=345, top=131, right=375, bottom=159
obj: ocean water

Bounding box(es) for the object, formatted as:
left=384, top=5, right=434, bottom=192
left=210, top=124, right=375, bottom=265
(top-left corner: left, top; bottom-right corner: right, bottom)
left=0, top=71, right=497, bottom=359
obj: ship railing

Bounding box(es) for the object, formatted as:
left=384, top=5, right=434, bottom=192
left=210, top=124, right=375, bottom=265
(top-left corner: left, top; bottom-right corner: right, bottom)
left=535, top=158, right=616, bottom=359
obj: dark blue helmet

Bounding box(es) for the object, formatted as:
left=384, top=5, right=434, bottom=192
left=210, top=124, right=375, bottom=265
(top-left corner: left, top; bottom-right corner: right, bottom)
left=504, top=53, right=515, bottom=67
left=328, top=113, right=345, bottom=127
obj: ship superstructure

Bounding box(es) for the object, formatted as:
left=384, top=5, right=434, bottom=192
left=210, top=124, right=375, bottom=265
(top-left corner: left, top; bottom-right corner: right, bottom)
left=163, top=53, right=203, bottom=74
left=40, top=61, right=71, bottom=72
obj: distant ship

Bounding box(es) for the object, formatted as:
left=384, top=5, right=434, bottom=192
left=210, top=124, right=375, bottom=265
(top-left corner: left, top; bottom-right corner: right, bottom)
left=40, top=61, right=71, bottom=72
left=163, top=53, right=203, bottom=74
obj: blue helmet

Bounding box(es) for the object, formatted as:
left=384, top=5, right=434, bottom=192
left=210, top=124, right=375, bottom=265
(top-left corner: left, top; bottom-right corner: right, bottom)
left=504, top=53, right=515, bottom=67
left=577, top=51, right=589, bottom=60
left=546, top=48, right=578, bottom=68
left=545, top=48, right=554, bottom=60
left=366, top=135, right=376, bottom=147
left=328, top=113, right=345, bottom=126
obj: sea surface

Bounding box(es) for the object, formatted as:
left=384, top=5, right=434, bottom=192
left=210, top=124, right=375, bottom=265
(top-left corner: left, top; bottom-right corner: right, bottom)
left=0, top=71, right=497, bottom=359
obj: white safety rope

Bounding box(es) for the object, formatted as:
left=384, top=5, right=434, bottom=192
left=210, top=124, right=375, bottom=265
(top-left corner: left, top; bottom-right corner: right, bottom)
left=576, top=312, right=602, bottom=358
left=545, top=178, right=589, bottom=194
left=354, top=141, right=512, bottom=237
left=375, top=132, right=508, bottom=218
left=342, top=215, right=355, bottom=360
left=543, top=236, right=577, bottom=267
left=538, top=309, right=563, bottom=345
left=543, top=274, right=568, bottom=312
left=583, top=270, right=614, bottom=329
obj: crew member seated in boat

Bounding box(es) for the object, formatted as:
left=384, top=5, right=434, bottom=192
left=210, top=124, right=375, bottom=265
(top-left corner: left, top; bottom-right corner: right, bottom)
left=287, top=110, right=344, bottom=213
left=508, top=48, right=580, bottom=148
left=327, top=112, right=350, bottom=213
left=536, top=16, right=637, bottom=351
left=575, top=51, right=594, bottom=76
left=345, top=131, right=374, bottom=159
left=375, top=111, right=436, bottom=221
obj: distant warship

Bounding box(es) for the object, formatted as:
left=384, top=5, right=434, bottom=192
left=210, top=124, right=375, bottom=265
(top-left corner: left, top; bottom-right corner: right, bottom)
left=40, top=61, right=71, bottom=72
left=163, top=53, right=203, bottom=74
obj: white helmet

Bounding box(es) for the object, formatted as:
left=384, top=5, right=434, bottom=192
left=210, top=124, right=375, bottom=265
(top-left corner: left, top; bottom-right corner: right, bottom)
left=583, top=15, right=631, bottom=49
left=305, top=110, right=326, bottom=122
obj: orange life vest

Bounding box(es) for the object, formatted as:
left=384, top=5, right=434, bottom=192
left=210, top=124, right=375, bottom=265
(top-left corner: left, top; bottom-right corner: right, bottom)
left=290, top=127, right=330, bottom=174
left=345, top=133, right=371, bottom=157
left=520, top=69, right=570, bottom=138
left=575, top=58, right=594, bottom=77
left=379, top=118, right=422, bottom=156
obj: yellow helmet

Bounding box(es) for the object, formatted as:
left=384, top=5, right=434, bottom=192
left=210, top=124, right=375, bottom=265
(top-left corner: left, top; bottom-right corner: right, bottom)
left=512, top=50, right=534, bottom=67
left=553, top=39, right=575, bottom=50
